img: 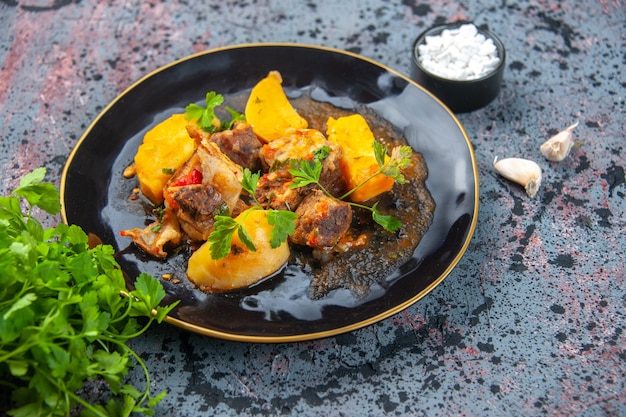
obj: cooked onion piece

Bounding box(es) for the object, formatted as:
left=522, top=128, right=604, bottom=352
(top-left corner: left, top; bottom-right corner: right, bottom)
left=187, top=210, right=290, bottom=291
left=120, top=207, right=181, bottom=258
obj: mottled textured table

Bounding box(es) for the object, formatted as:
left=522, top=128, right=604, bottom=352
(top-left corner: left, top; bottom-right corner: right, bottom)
left=1, top=1, right=624, bottom=416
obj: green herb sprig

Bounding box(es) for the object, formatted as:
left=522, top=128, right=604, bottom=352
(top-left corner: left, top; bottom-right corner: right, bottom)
left=185, top=91, right=245, bottom=133
left=289, top=141, right=413, bottom=232
left=0, top=168, right=178, bottom=417
left=207, top=214, right=256, bottom=261
left=207, top=169, right=297, bottom=260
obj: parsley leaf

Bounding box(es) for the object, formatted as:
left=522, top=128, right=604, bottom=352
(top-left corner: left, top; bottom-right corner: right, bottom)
left=185, top=93, right=246, bottom=133
left=266, top=210, right=297, bottom=248
left=241, top=168, right=260, bottom=197
left=379, top=145, right=413, bottom=184
left=373, top=140, right=387, bottom=167
left=237, top=222, right=256, bottom=252
left=313, top=146, right=331, bottom=163
left=224, top=106, right=246, bottom=130
left=185, top=91, right=224, bottom=132
left=208, top=214, right=257, bottom=260
left=288, top=159, right=324, bottom=190
left=207, top=215, right=239, bottom=260
left=206, top=169, right=298, bottom=260
left=14, top=167, right=61, bottom=214
left=371, top=202, right=403, bottom=232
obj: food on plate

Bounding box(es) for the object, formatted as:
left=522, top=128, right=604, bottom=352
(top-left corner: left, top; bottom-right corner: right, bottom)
left=326, top=114, right=395, bottom=203
left=121, top=138, right=246, bottom=256
left=119, top=206, right=181, bottom=258
left=164, top=141, right=244, bottom=239
left=289, top=189, right=352, bottom=248
left=121, top=71, right=435, bottom=296
left=134, top=113, right=198, bottom=205
left=256, top=127, right=347, bottom=208
left=187, top=209, right=291, bottom=291
left=244, top=70, right=308, bottom=141
left=187, top=121, right=263, bottom=171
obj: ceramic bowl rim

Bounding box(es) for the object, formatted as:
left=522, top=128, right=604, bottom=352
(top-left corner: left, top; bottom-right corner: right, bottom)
left=412, top=22, right=507, bottom=84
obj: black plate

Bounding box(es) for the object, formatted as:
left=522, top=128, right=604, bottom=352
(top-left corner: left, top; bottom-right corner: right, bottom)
left=61, top=44, right=478, bottom=342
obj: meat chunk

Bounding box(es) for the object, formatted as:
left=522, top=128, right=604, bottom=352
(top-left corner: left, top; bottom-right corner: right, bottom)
left=195, top=140, right=243, bottom=212
left=187, top=122, right=262, bottom=171
left=261, top=128, right=327, bottom=169
left=255, top=169, right=312, bottom=211
left=163, top=140, right=243, bottom=241
left=316, top=142, right=347, bottom=197
left=168, top=183, right=228, bottom=241
left=260, top=128, right=347, bottom=196
left=290, top=190, right=352, bottom=249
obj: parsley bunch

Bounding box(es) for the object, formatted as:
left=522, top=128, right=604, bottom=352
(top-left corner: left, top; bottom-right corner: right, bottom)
left=0, top=168, right=178, bottom=417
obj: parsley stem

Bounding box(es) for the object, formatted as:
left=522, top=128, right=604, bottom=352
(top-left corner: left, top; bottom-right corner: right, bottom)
left=111, top=317, right=156, bottom=340
left=100, top=334, right=154, bottom=405
left=302, top=176, right=332, bottom=199
left=39, top=368, right=109, bottom=417
left=338, top=169, right=382, bottom=201
left=0, top=344, right=35, bottom=362
left=316, top=183, right=332, bottom=198
left=348, top=201, right=375, bottom=212
left=108, top=290, right=135, bottom=325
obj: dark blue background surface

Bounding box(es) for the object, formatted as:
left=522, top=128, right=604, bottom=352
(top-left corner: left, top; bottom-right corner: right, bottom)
left=1, top=1, right=624, bottom=415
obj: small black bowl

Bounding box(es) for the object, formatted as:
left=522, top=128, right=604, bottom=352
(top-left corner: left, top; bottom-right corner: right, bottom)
left=410, top=22, right=506, bottom=113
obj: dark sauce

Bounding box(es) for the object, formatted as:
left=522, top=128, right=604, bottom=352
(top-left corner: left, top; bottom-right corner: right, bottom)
left=275, top=93, right=436, bottom=299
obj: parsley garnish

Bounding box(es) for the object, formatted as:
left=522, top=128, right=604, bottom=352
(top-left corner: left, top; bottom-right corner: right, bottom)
left=289, top=159, right=326, bottom=191
left=185, top=92, right=246, bottom=133
left=290, top=141, right=412, bottom=233
left=206, top=169, right=297, bottom=260
left=150, top=206, right=166, bottom=232
left=185, top=91, right=223, bottom=132
left=224, top=106, right=247, bottom=130
left=313, top=145, right=331, bottom=163
left=0, top=168, right=178, bottom=416
left=240, top=168, right=297, bottom=249
left=207, top=214, right=257, bottom=260
left=266, top=209, right=297, bottom=248
left=370, top=201, right=403, bottom=232
left=206, top=141, right=409, bottom=259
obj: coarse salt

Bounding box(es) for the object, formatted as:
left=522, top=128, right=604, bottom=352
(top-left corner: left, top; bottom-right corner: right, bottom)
left=417, top=23, right=500, bottom=81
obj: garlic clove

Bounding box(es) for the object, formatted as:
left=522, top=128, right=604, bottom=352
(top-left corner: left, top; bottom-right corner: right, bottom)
left=540, top=121, right=579, bottom=162
left=493, top=156, right=542, bottom=198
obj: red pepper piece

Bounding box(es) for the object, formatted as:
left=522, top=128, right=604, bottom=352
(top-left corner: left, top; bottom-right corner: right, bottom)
left=172, top=168, right=203, bottom=187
